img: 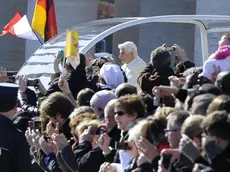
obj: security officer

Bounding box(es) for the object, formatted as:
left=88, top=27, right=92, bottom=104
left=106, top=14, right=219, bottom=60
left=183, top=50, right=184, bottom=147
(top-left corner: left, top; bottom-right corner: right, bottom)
left=0, top=83, right=31, bottom=172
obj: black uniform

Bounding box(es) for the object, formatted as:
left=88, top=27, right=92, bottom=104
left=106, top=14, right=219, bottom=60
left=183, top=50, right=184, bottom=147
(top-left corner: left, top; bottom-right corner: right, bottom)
left=0, top=114, right=31, bottom=172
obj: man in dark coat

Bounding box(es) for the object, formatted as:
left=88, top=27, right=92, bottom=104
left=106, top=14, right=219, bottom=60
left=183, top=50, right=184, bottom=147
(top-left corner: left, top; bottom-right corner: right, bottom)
left=0, top=83, right=31, bottom=172
left=138, top=46, right=175, bottom=95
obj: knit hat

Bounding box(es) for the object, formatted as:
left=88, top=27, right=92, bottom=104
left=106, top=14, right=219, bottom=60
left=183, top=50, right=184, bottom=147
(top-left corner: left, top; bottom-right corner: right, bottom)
left=90, top=90, right=116, bottom=110
left=100, top=63, right=125, bottom=89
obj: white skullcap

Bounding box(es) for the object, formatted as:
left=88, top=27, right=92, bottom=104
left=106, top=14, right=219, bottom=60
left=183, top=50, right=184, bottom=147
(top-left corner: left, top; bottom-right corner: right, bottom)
left=100, top=63, right=125, bottom=89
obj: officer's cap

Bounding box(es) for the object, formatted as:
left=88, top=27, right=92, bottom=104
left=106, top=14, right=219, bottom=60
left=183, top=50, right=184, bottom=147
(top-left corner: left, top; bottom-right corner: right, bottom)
left=0, top=83, right=19, bottom=100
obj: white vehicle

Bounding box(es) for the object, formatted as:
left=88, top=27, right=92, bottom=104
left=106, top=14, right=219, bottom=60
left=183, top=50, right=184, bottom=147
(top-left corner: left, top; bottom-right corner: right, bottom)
left=18, top=15, right=230, bottom=89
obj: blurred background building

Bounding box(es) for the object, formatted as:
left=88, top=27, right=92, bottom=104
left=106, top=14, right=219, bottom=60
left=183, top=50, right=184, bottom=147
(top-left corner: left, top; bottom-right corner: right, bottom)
left=1, top=0, right=230, bottom=70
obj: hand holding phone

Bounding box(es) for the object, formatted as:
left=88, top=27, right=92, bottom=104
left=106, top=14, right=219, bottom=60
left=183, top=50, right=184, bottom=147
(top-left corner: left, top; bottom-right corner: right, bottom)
left=27, top=79, right=39, bottom=87
left=160, top=154, right=172, bottom=170
left=28, top=120, right=35, bottom=130
left=90, top=126, right=107, bottom=135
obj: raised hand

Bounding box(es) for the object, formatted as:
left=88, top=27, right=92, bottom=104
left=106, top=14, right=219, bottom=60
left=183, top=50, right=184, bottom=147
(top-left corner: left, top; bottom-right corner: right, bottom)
left=58, top=76, right=71, bottom=94
left=39, top=136, right=57, bottom=155
left=99, top=162, right=116, bottom=172
left=46, top=121, right=59, bottom=137
left=172, top=44, right=187, bottom=63
left=32, top=129, right=42, bottom=149
left=18, top=76, right=28, bottom=93
left=25, top=128, right=34, bottom=147
left=53, top=50, right=64, bottom=73
left=98, top=133, right=111, bottom=154
left=168, top=76, right=185, bottom=88
left=136, top=137, right=159, bottom=163
left=52, top=133, right=69, bottom=150
left=0, top=67, right=9, bottom=83
left=152, top=85, right=179, bottom=97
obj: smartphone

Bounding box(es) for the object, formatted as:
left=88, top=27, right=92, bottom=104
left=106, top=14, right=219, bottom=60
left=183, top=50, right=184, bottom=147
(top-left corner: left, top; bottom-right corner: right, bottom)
left=28, top=120, right=35, bottom=130
left=90, top=126, right=107, bottom=135
left=96, top=127, right=105, bottom=135
left=27, top=79, right=39, bottom=86
left=115, top=141, right=130, bottom=150
left=160, top=154, right=172, bottom=170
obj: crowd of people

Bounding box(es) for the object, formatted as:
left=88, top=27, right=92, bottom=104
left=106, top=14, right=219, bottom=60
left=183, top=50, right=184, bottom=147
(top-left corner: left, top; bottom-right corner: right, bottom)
left=1, top=34, right=230, bottom=172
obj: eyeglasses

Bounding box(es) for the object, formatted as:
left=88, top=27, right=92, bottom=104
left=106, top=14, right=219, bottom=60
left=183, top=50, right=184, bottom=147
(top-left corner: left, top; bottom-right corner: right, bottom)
left=114, top=111, right=126, bottom=116
left=164, top=128, right=180, bottom=133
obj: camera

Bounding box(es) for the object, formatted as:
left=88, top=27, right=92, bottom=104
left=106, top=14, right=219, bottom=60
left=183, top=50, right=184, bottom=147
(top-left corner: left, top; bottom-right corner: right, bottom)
left=160, top=154, right=172, bottom=169
left=28, top=117, right=41, bottom=131
left=27, top=79, right=39, bottom=87
left=115, top=141, right=130, bottom=150
left=28, top=120, right=35, bottom=130
left=90, top=126, right=107, bottom=135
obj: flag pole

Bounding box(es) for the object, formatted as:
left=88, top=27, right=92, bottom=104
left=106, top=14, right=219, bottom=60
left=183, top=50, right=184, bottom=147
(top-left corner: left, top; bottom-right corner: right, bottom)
left=33, top=30, right=43, bottom=45
left=14, top=6, right=18, bottom=13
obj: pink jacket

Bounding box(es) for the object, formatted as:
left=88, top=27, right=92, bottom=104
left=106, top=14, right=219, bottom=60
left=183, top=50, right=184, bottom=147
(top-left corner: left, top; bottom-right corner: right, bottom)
left=211, top=45, right=230, bottom=60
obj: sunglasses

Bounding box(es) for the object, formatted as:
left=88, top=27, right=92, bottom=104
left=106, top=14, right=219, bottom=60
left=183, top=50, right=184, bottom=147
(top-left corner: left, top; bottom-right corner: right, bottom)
left=114, top=111, right=126, bottom=116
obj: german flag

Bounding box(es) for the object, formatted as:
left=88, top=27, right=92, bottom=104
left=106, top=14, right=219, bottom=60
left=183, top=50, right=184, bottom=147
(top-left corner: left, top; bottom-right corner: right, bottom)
left=32, top=0, right=57, bottom=42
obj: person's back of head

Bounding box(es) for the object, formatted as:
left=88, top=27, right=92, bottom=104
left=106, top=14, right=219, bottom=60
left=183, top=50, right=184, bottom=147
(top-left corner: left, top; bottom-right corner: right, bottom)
left=181, top=115, right=205, bottom=141
left=39, top=92, right=75, bottom=119
left=146, top=116, right=167, bottom=146
left=154, top=107, right=176, bottom=119
left=90, top=90, right=116, bottom=119
left=77, top=88, right=95, bottom=107
left=150, top=47, right=171, bottom=69
left=182, top=71, right=212, bottom=90
left=202, top=111, right=230, bottom=142
left=167, top=110, right=190, bottom=128
left=138, top=92, right=155, bottom=116
left=99, top=63, right=125, bottom=89
left=184, top=90, right=207, bottom=111
left=191, top=93, right=215, bottom=116
left=70, top=112, right=98, bottom=135
left=69, top=106, right=95, bottom=120
left=128, top=117, right=167, bottom=147
left=115, top=83, right=137, bottom=98
left=215, top=70, right=230, bottom=95
left=208, top=95, right=230, bottom=114
left=199, top=83, right=222, bottom=96
left=183, top=66, right=203, bottom=78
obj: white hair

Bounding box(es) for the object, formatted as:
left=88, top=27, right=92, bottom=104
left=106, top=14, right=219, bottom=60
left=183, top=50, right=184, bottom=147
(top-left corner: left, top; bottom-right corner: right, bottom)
left=118, top=41, right=138, bottom=57
left=104, top=99, right=117, bottom=117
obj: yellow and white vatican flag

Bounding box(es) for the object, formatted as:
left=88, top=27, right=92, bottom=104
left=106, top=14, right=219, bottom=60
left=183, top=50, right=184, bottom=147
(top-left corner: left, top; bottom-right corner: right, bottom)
left=64, top=30, right=80, bottom=70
